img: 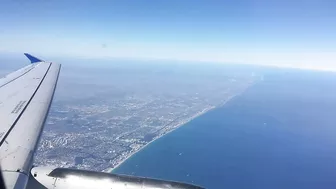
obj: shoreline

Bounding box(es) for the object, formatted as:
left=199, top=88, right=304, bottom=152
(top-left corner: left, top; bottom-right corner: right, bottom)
left=104, top=105, right=216, bottom=173
left=103, top=81, right=257, bottom=173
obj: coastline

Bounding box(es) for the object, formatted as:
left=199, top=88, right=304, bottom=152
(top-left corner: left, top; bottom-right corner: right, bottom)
left=104, top=90, right=250, bottom=173
left=104, top=105, right=216, bottom=173
left=103, top=77, right=259, bottom=173
left=104, top=94, right=241, bottom=173
left=103, top=79, right=259, bottom=173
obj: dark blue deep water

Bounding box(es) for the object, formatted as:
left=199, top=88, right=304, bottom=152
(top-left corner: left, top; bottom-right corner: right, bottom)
left=113, top=69, right=336, bottom=189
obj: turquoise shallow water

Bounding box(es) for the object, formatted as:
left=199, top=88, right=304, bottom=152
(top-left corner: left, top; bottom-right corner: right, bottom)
left=113, top=69, right=336, bottom=189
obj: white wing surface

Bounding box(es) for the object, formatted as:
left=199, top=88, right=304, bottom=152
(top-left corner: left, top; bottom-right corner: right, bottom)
left=0, top=54, right=61, bottom=189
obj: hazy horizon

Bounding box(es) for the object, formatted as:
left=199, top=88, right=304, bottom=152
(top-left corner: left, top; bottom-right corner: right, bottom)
left=1, top=0, right=335, bottom=70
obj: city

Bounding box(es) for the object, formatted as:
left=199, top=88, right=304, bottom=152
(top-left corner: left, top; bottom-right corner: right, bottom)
left=34, top=62, right=257, bottom=172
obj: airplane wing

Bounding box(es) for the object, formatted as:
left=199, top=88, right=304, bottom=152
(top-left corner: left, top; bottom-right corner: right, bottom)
left=0, top=54, right=204, bottom=189
left=0, top=54, right=61, bottom=188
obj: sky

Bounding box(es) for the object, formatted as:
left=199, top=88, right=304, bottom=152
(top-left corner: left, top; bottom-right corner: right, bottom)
left=0, top=0, right=336, bottom=70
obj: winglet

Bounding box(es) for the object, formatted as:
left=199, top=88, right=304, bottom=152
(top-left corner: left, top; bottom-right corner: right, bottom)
left=24, top=53, right=43, bottom=63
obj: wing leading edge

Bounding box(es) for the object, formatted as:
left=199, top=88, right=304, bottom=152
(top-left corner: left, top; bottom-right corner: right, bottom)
left=0, top=54, right=61, bottom=189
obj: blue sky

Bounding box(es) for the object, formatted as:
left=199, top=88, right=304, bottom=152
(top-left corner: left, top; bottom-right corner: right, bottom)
left=0, top=0, right=335, bottom=69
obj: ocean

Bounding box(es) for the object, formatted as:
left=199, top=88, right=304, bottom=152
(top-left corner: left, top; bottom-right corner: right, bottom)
left=113, top=68, right=336, bottom=189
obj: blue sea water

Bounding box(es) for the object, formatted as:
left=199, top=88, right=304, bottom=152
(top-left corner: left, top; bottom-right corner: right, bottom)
left=113, top=69, right=336, bottom=189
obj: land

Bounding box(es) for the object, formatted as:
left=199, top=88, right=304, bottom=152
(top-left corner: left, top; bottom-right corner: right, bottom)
left=33, top=61, right=258, bottom=172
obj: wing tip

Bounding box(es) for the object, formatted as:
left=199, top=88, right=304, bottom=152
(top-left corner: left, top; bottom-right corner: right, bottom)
left=24, top=53, right=43, bottom=63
